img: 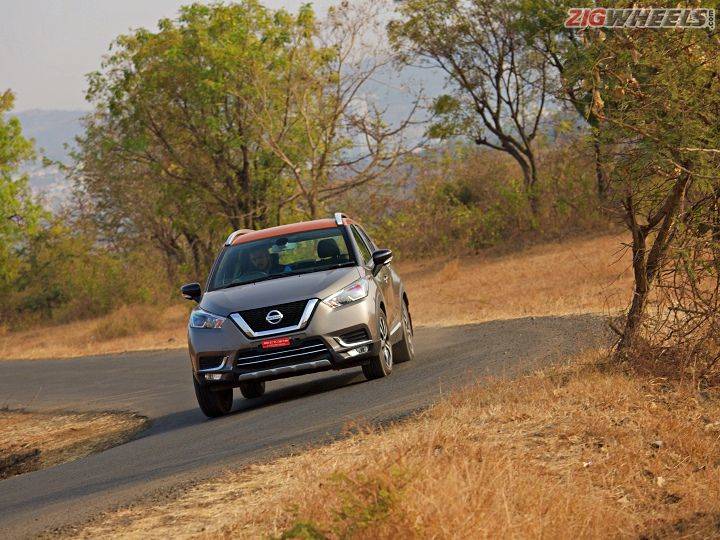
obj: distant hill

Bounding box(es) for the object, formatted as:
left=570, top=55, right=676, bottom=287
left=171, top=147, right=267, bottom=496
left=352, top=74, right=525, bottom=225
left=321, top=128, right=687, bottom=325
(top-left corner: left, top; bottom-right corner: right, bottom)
left=6, top=65, right=444, bottom=209
left=13, top=109, right=86, bottom=162
left=10, top=109, right=86, bottom=208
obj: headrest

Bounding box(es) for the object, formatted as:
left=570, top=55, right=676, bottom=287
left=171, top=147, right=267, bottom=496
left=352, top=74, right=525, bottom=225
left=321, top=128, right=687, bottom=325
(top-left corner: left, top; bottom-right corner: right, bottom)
left=317, top=238, right=340, bottom=259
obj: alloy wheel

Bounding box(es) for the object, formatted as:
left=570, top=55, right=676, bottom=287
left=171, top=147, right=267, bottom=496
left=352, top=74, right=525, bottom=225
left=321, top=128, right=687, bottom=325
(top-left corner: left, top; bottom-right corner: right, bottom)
left=379, top=315, right=393, bottom=370
left=402, top=304, right=414, bottom=355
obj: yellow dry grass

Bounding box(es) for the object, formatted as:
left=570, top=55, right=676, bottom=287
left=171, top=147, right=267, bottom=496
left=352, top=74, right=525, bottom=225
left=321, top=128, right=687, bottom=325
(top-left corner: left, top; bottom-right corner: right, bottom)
left=0, top=233, right=633, bottom=361
left=70, top=351, right=720, bottom=539
left=403, top=233, right=633, bottom=326
left=0, top=304, right=189, bottom=361
left=0, top=409, right=146, bottom=480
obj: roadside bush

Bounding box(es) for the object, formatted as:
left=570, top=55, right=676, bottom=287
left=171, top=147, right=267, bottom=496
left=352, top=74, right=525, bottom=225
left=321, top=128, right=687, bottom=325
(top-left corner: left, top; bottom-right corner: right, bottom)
left=92, top=304, right=164, bottom=341
left=348, top=132, right=610, bottom=258
left=6, top=215, right=173, bottom=328
left=620, top=226, right=720, bottom=388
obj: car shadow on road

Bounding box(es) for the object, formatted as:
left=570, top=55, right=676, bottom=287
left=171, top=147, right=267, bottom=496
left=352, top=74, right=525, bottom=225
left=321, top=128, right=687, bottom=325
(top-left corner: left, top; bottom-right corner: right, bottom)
left=141, top=369, right=368, bottom=438
left=232, top=370, right=366, bottom=414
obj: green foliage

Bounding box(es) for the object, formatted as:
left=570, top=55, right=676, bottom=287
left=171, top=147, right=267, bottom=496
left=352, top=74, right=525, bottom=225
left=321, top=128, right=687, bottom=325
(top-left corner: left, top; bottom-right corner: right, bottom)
left=79, top=1, right=324, bottom=276
left=278, top=521, right=327, bottom=540
left=6, top=3, right=416, bottom=329
left=389, top=0, right=552, bottom=206
left=0, top=90, right=44, bottom=298
left=0, top=90, right=174, bottom=328
left=328, top=469, right=405, bottom=537
left=427, top=95, right=467, bottom=140
left=353, top=132, right=606, bottom=257
left=390, top=0, right=530, bottom=144
left=517, top=0, right=597, bottom=124
left=569, top=22, right=720, bottom=352
left=7, top=215, right=172, bottom=325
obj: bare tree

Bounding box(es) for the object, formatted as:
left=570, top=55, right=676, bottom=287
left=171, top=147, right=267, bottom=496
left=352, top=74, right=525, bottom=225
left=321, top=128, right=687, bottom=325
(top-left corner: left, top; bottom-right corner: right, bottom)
left=251, top=0, right=425, bottom=219
left=389, top=0, right=552, bottom=214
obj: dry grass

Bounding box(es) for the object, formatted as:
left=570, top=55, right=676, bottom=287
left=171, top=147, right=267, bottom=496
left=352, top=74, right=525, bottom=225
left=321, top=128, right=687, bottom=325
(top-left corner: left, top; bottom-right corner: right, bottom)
left=67, top=350, right=720, bottom=539
left=0, top=409, right=147, bottom=480
left=403, top=233, right=633, bottom=326
left=0, top=233, right=633, bottom=361
left=0, top=304, right=189, bottom=361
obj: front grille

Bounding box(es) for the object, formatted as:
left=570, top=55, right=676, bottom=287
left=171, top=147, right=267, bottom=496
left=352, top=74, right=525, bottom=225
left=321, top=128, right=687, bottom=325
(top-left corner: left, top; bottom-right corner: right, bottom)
left=199, top=355, right=225, bottom=370
left=238, top=300, right=310, bottom=333
left=235, top=338, right=330, bottom=372
left=339, top=328, right=370, bottom=344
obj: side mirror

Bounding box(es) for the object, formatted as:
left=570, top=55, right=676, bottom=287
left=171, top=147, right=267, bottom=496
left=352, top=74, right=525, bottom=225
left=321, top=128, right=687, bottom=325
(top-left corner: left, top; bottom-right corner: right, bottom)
left=371, top=249, right=393, bottom=275
left=181, top=282, right=202, bottom=303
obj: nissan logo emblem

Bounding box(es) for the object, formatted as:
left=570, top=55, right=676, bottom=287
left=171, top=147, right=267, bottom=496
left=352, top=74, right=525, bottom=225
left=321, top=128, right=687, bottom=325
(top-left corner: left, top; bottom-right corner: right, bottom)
left=265, top=310, right=284, bottom=325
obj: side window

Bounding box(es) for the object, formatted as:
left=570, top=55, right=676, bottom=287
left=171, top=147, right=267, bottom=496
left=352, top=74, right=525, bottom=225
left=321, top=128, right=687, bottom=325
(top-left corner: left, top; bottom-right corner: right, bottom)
left=351, top=226, right=372, bottom=263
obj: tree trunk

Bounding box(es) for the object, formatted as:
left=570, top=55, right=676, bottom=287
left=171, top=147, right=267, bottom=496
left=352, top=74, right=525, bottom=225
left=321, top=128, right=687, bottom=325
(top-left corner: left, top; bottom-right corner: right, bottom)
left=527, top=156, right=540, bottom=216
left=477, top=137, right=540, bottom=216
left=183, top=232, right=206, bottom=279
left=518, top=155, right=540, bottom=217
left=592, top=129, right=608, bottom=203
left=618, top=229, right=648, bottom=353
left=307, top=193, right=319, bottom=220
left=617, top=168, right=692, bottom=355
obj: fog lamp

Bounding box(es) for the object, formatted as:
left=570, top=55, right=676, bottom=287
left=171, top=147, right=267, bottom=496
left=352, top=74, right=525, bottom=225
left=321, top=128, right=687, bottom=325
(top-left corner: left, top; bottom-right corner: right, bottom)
left=346, top=345, right=370, bottom=357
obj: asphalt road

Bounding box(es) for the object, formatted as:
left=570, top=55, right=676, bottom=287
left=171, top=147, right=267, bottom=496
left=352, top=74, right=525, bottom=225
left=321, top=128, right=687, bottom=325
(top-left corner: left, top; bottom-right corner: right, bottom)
left=0, top=315, right=607, bottom=538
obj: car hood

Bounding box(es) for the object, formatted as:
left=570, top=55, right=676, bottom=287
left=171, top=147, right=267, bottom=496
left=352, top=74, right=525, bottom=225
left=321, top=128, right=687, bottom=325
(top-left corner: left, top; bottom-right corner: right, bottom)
left=200, top=266, right=361, bottom=315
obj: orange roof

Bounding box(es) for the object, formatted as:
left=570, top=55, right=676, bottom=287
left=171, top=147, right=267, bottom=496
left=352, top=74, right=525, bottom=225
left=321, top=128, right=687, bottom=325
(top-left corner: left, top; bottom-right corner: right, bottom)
left=232, top=218, right=351, bottom=245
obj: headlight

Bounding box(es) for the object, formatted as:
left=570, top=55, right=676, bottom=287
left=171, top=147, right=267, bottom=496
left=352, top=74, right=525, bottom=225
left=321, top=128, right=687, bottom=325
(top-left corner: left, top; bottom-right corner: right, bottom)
left=323, top=278, right=369, bottom=308
left=189, top=308, right=226, bottom=329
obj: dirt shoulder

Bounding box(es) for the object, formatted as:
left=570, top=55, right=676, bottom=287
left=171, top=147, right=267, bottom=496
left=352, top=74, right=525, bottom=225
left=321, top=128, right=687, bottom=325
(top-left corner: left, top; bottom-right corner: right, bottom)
left=0, top=409, right=147, bottom=480
left=0, top=304, right=189, bottom=361
left=0, top=233, right=632, bottom=361
left=61, top=350, right=720, bottom=539
left=405, top=233, right=632, bottom=327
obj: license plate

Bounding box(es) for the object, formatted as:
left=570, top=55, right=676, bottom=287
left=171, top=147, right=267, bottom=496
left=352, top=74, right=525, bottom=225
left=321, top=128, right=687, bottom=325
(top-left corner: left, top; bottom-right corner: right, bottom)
left=261, top=337, right=291, bottom=349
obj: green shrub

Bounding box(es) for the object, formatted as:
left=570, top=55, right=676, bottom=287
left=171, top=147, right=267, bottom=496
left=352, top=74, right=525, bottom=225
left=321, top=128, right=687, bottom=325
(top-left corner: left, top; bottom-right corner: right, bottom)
left=6, top=216, right=173, bottom=327
left=347, top=135, right=609, bottom=258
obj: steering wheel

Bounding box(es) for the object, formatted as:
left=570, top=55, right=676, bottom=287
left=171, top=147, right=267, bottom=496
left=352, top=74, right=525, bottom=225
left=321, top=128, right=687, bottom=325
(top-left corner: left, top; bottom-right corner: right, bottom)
left=242, top=270, right=269, bottom=281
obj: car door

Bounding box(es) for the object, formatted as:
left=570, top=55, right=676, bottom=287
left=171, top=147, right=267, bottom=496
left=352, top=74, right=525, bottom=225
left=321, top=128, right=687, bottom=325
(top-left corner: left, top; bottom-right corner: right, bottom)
left=352, top=225, right=397, bottom=331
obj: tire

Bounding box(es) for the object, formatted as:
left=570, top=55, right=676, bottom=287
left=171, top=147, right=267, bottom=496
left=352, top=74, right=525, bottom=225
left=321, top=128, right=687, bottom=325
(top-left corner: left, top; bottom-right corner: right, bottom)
left=362, top=311, right=393, bottom=380
left=193, top=376, right=233, bottom=418
left=239, top=380, right=266, bottom=399
left=393, top=300, right=415, bottom=363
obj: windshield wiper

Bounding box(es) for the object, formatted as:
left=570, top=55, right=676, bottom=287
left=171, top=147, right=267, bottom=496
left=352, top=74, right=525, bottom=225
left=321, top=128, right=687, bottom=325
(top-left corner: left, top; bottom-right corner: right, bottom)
left=289, top=262, right=355, bottom=276
left=215, top=273, right=287, bottom=290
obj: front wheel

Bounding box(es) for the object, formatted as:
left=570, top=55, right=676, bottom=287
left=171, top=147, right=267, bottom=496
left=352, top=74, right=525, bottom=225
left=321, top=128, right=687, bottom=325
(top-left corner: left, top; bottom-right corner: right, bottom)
left=193, top=376, right=233, bottom=418
left=393, top=301, right=415, bottom=363
left=239, top=380, right=266, bottom=399
left=362, top=311, right=393, bottom=380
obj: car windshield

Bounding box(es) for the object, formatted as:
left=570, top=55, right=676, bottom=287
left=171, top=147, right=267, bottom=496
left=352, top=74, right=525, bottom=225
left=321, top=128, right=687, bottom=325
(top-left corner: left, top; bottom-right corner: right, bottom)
left=208, top=227, right=354, bottom=291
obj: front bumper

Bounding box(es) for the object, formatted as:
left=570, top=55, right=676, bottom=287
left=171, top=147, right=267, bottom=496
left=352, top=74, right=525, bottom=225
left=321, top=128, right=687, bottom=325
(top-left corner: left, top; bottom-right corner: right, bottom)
left=189, top=297, right=380, bottom=387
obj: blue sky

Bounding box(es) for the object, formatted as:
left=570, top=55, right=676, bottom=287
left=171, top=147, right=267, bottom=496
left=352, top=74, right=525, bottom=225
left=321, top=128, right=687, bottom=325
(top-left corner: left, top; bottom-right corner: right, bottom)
left=1, top=0, right=336, bottom=111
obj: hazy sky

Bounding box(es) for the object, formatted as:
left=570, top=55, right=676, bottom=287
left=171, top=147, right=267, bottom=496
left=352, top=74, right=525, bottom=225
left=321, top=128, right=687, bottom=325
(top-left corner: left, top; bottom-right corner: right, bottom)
left=1, top=0, right=336, bottom=112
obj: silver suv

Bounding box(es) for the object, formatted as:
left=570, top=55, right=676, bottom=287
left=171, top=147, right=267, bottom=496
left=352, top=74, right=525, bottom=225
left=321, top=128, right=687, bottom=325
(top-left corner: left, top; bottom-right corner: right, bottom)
left=181, top=213, right=414, bottom=417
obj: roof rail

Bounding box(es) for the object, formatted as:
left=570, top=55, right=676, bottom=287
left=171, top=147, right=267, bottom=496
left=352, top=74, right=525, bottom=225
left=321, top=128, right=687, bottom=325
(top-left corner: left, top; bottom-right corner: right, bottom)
left=333, top=212, right=348, bottom=226
left=225, top=229, right=254, bottom=246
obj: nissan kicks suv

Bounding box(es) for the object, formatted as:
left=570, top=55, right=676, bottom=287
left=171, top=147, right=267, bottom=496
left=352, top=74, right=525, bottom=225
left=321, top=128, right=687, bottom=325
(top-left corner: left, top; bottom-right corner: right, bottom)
left=181, top=213, right=414, bottom=417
